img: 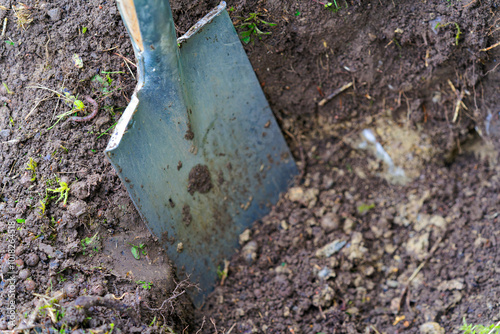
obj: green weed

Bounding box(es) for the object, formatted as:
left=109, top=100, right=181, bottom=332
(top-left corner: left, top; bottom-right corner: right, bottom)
left=237, top=13, right=276, bottom=44
left=25, top=157, right=37, bottom=181
left=47, top=177, right=70, bottom=206
left=136, top=280, right=153, bottom=290
left=81, top=232, right=100, bottom=255
left=435, top=22, right=461, bottom=45
left=130, top=243, right=147, bottom=260
left=357, top=203, right=375, bottom=214
left=461, top=318, right=500, bottom=334
left=324, top=0, right=347, bottom=13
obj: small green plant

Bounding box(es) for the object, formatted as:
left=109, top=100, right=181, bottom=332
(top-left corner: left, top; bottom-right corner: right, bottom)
left=2, top=82, right=13, bottom=94
left=435, top=22, right=461, bottom=45
left=460, top=318, right=500, bottom=334
left=82, top=26, right=87, bottom=34
left=136, top=280, right=153, bottom=290
left=81, top=232, right=100, bottom=255
left=25, top=157, right=37, bottom=181
left=47, top=177, right=70, bottom=206
left=5, top=40, right=15, bottom=46
left=130, top=243, right=147, bottom=260
left=324, top=1, right=340, bottom=12
left=237, top=13, right=276, bottom=44
left=324, top=0, right=347, bottom=12
left=357, top=203, right=375, bottom=214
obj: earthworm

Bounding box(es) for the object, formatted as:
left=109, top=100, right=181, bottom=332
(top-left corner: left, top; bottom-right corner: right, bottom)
left=69, top=96, right=98, bottom=122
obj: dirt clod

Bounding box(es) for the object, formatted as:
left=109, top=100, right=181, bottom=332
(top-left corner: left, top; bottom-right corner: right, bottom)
left=187, top=164, right=212, bottom=195
left=182, top=204, right=192, bottom=226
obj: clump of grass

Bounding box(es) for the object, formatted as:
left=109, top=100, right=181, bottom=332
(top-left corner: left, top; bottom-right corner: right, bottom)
left=435, top=22, right=461, bottom=45
left=237, top=12, right=276, bottom=44
left=460, top=318, right=500, bottom=334
left=25, top=157, right=37, bottom=181
left=13, top=3, right=33, bottom=30
left=47, top=177, right=70, bottom=206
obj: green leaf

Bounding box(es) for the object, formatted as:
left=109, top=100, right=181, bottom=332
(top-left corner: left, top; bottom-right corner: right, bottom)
left=82, top=26, right=87, bottom=34
left=357, top=203, right=375, bottom=214
left=241, top=36, right=251, bottom=44
left=16, top=218, right=25, bottom=224
left=5, top=40, right=14, bottom=46
left=74, top=99, right=85, bottom=111
left=294, top=10, right=301, bottom=16
left=131, top=246, right=140, bottom=260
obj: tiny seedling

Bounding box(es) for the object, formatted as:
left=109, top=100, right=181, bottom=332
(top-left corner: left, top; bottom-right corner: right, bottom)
left=47, top=177, right=70, bottom=206
left=460, top=317, right=500, bottom=334
left=237, top=13, right=277, bottom=44
left=323, top=0, right=347, bottom=12
left=3, top=82, right=13, bottom=94
left=357, top=203, right=375, bottom=214
left=82, top=26, right=88, bottom=34
left=136, top=280, right=153, bottom=290
left=435, top=22, right=461, bottom=46
left=129, top=243, right=147, bottom=260
left=25, top=157, right=37, bottom=181
left=5, top=40, right=15, bottom=46
left=81, top=232, right=100, bottom=255
left=16, top=218, right=25, bottom=224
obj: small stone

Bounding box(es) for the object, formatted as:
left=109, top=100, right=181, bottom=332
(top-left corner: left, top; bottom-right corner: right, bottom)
left=283, top=306, right=290, bottom=317
left=95, top=115, right=110, bottom=129
left=236, top=308, right=245, bottom=317
left=47, top=8, right=61, bottom=21
left=91, top=284, right=105, bottom=296
left=25, top=253, right=39, bottom=267
left=239, top=229, right=251, bottom=245
left=15, top=258, right=24, bottom=269
left=71, top=181, right=89, bottom=200
left=241, top=241, right=258, bottom=264
left=0, top=129, right=11, bottom=138
left=316, top=240, right=346, bottom=258
left=419, top=322, right=445, bottom=334
left=437, top=279, right=464, bottom=291
left=387, top=280, right=399, bottom=288
left=320, top=213, right=340, bottom=233
left=19, top=269, right=30, bottom=280
left=15, top=245, right=25, bottom=256
left=64, top=282, right=79, bottom=298
left=25, top=279, right=36, bottom=291
left=39, top=243, right=55, bottom=257
left=177, top=242, right=183, bottom=253
left=406, top=232, right=429, bottom=260
left=312, top=284, right=335, bottom=308
left=67, top=200, right=87, bottom=217
left=49, top=260, right=60, bottom=270
left=346, top=307, right=359, bottom=316
left=343, top=218, right=356, bottom=234
left=288, top=187, right=319, bottom=207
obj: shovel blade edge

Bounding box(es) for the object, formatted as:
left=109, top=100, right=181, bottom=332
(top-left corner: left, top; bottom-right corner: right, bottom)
left=106, top=2, right=297, bottom=307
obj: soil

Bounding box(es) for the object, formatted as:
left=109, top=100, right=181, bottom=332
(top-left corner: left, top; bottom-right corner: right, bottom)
left=0, top=0, right=499, bottom=333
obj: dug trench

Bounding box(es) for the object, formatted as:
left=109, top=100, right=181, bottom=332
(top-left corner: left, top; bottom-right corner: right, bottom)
left=0, top=0, right=499, bottom=333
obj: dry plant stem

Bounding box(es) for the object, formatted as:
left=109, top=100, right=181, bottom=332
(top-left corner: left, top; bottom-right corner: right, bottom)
left=1, top=17, right=7, bottom=36
left=318, top=82, right=353, bottom=106
left=25, top=96, right=50, bottom=120
left=480, top=40, right=500, bottom=52
left=226, top=323, right=237, bottom=334
left=195, top=317, right=206, bottom=334
left=398, top=235, right=445, bottom=313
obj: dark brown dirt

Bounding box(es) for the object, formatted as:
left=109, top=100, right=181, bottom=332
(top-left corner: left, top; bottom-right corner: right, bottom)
left=187, top=164, right=213, bottom=196
left=0, top=0, right=499, bottom=333
left=182, top=204, right=192, bottom=226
